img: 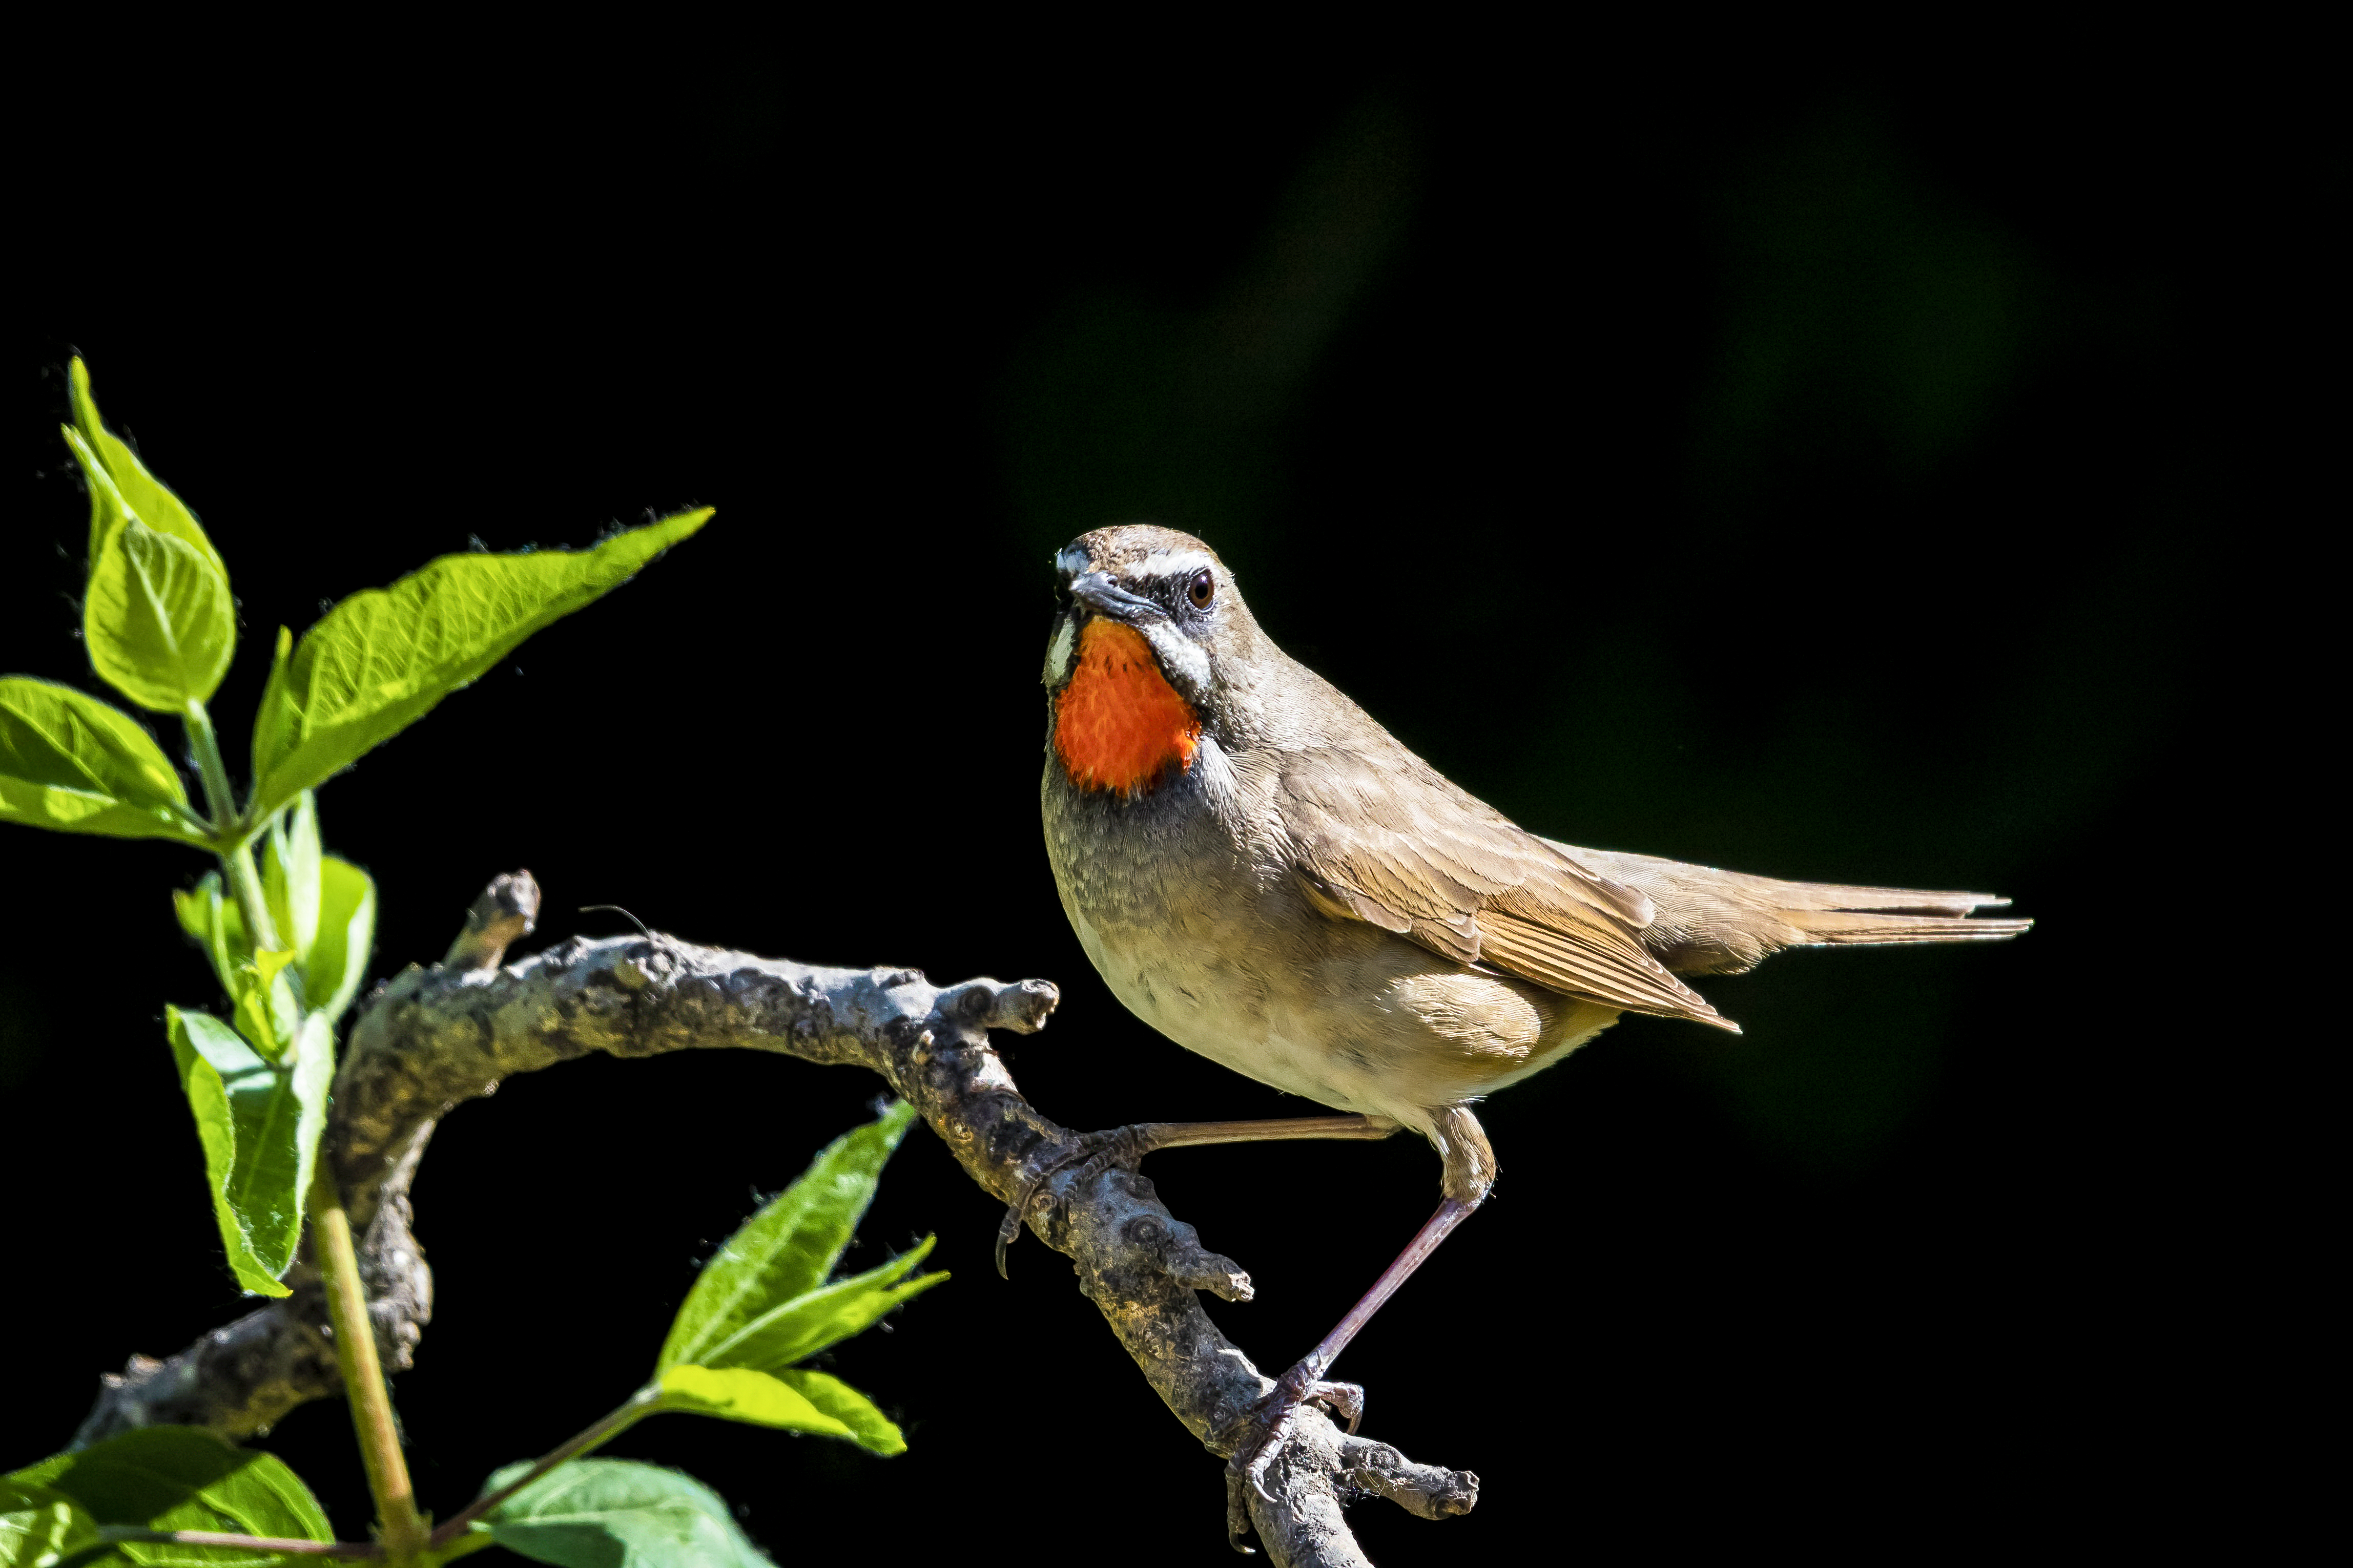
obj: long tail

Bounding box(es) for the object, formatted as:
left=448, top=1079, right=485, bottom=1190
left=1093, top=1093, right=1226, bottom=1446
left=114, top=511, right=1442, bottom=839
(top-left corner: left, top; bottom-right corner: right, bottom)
left=1545, top=843, right=2032, bottom=976
left=1774, top=896, right=2031, bottom=949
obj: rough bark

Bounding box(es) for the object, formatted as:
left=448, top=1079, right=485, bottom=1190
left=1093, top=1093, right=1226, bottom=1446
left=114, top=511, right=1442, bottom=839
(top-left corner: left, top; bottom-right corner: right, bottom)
left=77, top=872, right=1476, bottom=1563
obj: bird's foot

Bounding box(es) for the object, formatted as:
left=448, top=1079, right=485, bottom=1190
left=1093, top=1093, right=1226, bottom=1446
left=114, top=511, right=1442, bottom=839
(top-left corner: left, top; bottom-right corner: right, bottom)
left=1215, top=1359, right=1365, bottom=1551
left=995, top=1124, right=1155, bottom=1276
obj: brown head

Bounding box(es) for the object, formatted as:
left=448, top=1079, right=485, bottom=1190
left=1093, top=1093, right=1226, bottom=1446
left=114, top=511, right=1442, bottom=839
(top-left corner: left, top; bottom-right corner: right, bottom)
left=1041, top=525, right=1283, bottom=798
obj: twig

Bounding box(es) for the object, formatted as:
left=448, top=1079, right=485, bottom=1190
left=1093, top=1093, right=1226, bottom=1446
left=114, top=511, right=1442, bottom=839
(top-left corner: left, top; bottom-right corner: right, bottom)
left=426, top=1384, right=663, bottom=1549
left=95, top=1526, right=381, bottom=1558
left=77, top=873, right=1478, bottom=1565
left=443, top=873, right=540, bottom=970
left=307, top=1159, right=428, bottom=1562
left=179, top=704, right=430, bottom=1561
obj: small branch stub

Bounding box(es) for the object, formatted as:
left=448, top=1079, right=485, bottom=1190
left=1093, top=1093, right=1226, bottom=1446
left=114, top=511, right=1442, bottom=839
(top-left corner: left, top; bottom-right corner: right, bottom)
left=442, top=872, right=540, bottom=970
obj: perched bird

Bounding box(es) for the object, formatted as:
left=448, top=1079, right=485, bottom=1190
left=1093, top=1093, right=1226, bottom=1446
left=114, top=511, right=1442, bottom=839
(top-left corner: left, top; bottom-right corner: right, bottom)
left=1014, top=523, right=2027, bottom=1504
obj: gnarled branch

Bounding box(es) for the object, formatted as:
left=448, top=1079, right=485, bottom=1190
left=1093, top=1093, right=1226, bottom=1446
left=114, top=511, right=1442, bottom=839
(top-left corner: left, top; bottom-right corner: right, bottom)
left=79, top=872, right=1475, bottom=1564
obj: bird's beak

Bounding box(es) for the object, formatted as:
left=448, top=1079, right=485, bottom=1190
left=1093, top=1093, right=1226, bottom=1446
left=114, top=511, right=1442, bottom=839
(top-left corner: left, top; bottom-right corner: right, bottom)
left=1053, top=566, right=1212, bottom=700
left=1069, top=571, right=1165, bottom=624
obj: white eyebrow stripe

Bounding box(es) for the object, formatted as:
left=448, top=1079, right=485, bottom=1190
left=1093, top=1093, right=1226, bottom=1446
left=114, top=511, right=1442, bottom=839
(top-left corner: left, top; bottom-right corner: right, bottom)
left=1129, top=549, right=1213, bottom=582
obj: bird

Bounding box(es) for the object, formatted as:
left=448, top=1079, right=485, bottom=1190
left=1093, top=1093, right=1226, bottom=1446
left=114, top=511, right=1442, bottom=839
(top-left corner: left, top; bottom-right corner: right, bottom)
left=1013, top=522, right=2028, bottom=1511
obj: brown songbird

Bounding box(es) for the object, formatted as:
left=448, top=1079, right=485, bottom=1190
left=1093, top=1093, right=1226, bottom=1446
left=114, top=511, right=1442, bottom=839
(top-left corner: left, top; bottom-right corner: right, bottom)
left=1013, top=523, right=2028, bottom=1505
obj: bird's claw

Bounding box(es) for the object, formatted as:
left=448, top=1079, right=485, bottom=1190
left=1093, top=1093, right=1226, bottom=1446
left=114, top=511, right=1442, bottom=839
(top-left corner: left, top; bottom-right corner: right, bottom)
left=1214, top=1362, right=1367, bottom=1550
left=1306, top=1379, right=1366, bottom=1434
left=994, top=1124, right=1151, bottom=1277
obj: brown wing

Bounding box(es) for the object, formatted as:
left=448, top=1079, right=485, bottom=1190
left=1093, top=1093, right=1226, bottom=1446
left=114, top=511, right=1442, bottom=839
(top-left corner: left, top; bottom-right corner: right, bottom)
left=1272, top=748, right=1738, bottom=1031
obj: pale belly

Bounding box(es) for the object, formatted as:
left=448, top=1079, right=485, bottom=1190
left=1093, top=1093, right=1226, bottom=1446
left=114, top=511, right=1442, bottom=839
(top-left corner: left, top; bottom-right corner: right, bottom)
left=1042, top=759, right=1616, bottom=1126
left=1061, top=892, right=1390, bottom=1115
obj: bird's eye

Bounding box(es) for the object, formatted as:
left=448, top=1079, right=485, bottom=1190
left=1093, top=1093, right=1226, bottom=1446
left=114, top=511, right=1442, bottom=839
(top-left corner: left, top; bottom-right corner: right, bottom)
left=1187, top=568, right=1215, bottom=609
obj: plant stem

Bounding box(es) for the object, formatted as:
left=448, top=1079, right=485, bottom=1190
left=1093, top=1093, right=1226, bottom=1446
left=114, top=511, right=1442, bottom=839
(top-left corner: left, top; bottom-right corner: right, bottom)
left=181, top=700, right=239, bottom=832
left=185, top=703, right=425, bottom=1562
left=96, top=1525, right=382, bottom=1559
left=183, top=700, right=281, bottom=950
left=224, top=840, right=281, bottom=953
left=427, top=1385, right=664, bottom=1549
left=309, top=1157, right=432, bottom=1564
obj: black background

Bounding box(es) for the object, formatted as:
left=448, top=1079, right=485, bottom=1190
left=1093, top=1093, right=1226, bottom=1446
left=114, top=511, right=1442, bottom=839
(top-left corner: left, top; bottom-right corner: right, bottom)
left=7, top=44, right=2249, bottom=1563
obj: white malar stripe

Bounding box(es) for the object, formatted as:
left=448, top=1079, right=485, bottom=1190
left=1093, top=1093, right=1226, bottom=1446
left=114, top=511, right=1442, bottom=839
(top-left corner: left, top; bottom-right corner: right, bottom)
left=1140, top=620, right=1210, bottom=691
left=1041, top=614, right=1077, bottom=685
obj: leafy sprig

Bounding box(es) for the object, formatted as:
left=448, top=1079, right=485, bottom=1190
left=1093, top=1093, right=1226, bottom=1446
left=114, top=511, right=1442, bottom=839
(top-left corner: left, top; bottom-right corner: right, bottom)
left=2, top=360, right=707, bottom=1300
left=0, top=363, right=930, bottom=1567
left=5, top=1104, right=941, bottom=1567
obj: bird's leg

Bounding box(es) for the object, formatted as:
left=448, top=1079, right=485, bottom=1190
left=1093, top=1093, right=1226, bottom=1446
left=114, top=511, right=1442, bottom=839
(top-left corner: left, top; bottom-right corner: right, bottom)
left=1219, top=1105, right=1495, bottom=1545
left=995, top=1115, right=1395, bottom=1275
left=1215, top=1196, right=1480, bottom=1529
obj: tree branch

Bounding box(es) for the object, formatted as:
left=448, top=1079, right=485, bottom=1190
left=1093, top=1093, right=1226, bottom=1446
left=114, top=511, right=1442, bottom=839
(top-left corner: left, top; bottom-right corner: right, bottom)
left=78, top=872, right=1476, bottom=1563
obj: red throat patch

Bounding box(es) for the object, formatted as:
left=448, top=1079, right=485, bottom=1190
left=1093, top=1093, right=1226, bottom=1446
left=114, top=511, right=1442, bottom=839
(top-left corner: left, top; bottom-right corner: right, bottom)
left=1055, top=619, right=1203, bottom=797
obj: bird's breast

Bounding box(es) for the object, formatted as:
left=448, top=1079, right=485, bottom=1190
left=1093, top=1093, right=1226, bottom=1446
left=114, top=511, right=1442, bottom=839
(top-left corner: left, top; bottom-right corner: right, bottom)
left=1041, top=731, right=1615, bottom=1124
left=1052, top=620, right=1202, bottom=798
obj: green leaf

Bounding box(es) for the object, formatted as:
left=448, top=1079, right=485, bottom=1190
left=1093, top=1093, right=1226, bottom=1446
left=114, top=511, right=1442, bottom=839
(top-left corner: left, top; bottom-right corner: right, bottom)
left=693, top=1240, right=946, bottom=1373
left=66, top=360, right=227, bottom=584
left=172, top=875, right=244, bottom=998
left=305, top=854, right=377, bottom=1022
left=245, top=793, right=374, bottom=1021
left=164, top=1009, right=282, bottom=1297
left=250, top=627, right=296, bottom=789
left=173, top=877, right=226, bottom=983
left=471, top=1459, right=769, bottom=1568
left=78, top=492, right=235, bottom=715
left=771, top=1369, right=909, bottom=1456
left=7, top=1426, right=329, bottom=1567
left=0, top=1478, right=98, bottom=1568
left=261, top=793, right=322, bottom=965
left=247, top=509, right=711, bottom=819
left=178, top=867, right=360, bottom=1038
left=654, top=1366, right=855, bottom=1440
left=655, top=1367, right=908, bottom=1456
left=658, top=1100, right=917, bottom=1372
left=227, top=949, right=301, bottom=1061
left=0, top=679, right=204, bottom=846
left=164, top=1007, right=332, bottom=1295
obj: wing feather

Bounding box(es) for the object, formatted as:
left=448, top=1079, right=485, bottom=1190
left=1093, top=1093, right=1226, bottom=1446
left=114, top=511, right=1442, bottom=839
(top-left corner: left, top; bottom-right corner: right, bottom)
left=1479, top=912, right=1732, bottom=1028
left=1273, top=748, right=1734, bottom=1030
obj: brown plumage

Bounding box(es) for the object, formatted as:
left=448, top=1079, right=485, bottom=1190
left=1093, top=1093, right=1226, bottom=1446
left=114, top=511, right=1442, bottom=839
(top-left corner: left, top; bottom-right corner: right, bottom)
left=1030, top=523, right=2029, bottom=1497
left=1560, top=843, right=2029, bottom=974
left=1040, top=521, right=2027, bottom=1181
left=1275, top=743, right=1730, bottom=1029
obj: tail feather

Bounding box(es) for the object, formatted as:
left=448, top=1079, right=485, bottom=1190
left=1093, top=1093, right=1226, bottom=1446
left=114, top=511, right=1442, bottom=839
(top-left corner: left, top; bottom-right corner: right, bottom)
left=1781, top=908, right=2035, bottom=945
left=1543, top=842, right=2032, bottom=976
left=1758, top=883, right=2012, bottom=918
